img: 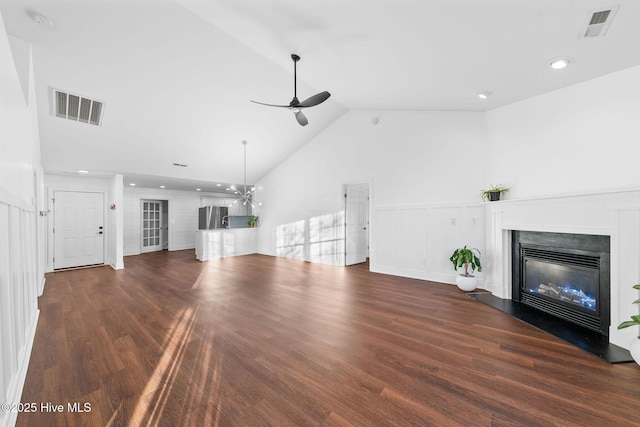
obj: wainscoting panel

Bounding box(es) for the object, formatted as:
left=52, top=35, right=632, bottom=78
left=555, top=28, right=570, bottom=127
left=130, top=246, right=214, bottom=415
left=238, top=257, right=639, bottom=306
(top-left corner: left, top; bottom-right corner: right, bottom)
left=0, top=190, right=40, bottom=427
left=371, top=202, right=485, bottom=286
left=372, top=208, right=398, bottom=270
left=398, top=208, right=428, bottom=274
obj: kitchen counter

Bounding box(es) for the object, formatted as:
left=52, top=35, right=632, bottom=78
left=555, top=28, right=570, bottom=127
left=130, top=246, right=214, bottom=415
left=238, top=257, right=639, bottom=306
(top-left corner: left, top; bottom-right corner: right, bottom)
left=195, top=228, right=258, bottom=261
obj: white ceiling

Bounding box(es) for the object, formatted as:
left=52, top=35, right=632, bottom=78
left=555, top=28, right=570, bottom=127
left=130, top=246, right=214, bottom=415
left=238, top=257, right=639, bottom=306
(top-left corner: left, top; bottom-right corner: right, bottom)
left=1, top=0, right=639, bottom=192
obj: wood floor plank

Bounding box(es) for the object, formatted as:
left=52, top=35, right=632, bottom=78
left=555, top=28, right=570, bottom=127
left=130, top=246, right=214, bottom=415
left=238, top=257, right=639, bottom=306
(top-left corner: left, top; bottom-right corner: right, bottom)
left=15, top=250, right=640, bottom=426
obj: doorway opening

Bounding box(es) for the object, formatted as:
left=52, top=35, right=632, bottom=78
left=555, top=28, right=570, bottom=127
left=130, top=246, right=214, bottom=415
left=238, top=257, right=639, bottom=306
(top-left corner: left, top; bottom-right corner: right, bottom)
left=344, top=183, right=369, bottom=266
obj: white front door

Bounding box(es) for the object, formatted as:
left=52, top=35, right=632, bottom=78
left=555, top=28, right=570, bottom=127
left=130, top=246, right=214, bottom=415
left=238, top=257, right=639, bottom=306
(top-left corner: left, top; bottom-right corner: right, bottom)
left=345, top=184, right=369, bottom=266
left=54, top=191, right=104, bottom=269
left=141, top=200, right=163, bottom=253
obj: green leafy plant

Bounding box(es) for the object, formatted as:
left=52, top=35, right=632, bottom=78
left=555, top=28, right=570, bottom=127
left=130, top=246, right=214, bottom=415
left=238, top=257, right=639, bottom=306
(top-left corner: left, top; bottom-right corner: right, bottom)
left=481, top=184, right=510, bottom=201
left=617, top=284, right=640, bottom=330
left=247, top=215, right=259, bottom=227
left=449, top=246, right=482, bottom=277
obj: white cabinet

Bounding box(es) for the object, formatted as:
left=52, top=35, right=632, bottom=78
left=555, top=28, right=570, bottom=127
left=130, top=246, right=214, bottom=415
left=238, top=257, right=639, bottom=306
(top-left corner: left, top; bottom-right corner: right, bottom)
left=195, top=229, right=258, bottom=261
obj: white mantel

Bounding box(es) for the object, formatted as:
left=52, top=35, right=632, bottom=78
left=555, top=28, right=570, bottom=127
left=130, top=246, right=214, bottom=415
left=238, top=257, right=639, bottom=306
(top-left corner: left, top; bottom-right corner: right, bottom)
left=483, top=189, right=640, bottom=350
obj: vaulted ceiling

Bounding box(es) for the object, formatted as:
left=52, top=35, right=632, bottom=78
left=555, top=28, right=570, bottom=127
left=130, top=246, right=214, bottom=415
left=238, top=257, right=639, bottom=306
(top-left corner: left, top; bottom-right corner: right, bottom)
left=2, top=0, right=639, bottom=192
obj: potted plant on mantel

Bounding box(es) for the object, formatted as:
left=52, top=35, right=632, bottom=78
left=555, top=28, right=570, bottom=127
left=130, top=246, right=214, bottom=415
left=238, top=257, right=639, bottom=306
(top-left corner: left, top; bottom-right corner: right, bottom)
left=617, top=283, right=640, bottom=365
left=481, top=184, right=509, bottom=202
left=449, top=245, right=482, bottom=291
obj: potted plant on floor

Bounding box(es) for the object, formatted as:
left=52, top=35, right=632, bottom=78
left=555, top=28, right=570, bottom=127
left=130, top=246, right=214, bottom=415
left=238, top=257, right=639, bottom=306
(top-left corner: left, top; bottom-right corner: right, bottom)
left=617, top=283, right=640, bottom=365
left=449, top=245, right=482, bottom=291
left=481, top=184, right=509, bottom=202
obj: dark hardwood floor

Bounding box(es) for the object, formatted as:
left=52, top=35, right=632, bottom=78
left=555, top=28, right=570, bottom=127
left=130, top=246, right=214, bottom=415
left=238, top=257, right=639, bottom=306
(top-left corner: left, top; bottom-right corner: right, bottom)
left=17, top=250, right=640, bottom=426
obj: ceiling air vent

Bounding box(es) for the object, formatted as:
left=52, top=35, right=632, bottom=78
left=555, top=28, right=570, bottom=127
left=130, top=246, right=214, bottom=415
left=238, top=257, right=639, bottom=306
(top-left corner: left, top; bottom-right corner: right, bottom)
left=581, top=5, right=620, bottom=38
left=51, top=88, right=105, bottom=126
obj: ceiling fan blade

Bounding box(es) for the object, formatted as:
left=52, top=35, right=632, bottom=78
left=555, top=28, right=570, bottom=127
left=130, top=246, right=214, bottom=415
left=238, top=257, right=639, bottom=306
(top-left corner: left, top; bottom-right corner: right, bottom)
left=250, top=100, right=291, bottom=108
left=295, top=110, right=308, bottom=126
left=298, top=91, right=331, bottom=108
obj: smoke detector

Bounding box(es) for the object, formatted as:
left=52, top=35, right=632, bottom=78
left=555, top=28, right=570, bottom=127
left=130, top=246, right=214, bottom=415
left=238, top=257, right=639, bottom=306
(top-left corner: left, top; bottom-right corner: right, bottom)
left=29, top=11, right=54, bottom=28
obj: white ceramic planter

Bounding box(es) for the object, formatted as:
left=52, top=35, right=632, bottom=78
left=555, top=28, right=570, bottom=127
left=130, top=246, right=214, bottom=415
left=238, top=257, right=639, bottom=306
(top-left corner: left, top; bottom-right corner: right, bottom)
left=456, top=274, right=477, bottom=292
left=630, top=337, right=640, bottom=366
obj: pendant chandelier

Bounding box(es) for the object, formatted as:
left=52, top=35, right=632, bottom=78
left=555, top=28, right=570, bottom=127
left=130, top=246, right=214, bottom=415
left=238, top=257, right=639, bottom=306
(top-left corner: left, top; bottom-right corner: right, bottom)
left=231, top=141, right=260, bottom=209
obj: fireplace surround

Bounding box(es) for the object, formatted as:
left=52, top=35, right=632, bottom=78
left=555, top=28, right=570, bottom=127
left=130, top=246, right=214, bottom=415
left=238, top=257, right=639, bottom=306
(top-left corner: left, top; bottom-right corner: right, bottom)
left=483, top=189, right=640, bottom=350
left=512, top=231, right=610, bottom=337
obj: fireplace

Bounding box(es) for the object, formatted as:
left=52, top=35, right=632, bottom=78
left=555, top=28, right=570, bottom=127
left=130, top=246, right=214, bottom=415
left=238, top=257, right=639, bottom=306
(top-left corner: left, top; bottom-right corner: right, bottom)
left=512, top=231, right=610, bottom=336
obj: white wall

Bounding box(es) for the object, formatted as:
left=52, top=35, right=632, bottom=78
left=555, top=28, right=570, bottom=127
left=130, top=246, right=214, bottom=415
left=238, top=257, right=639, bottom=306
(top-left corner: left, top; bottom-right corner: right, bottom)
left=485, top=64, right=640, bottom=199
left=0, top=25, right=43, bottom=427
left=256, top=64, right=640, bottom=295
left=256, top=109, right=488, bottom=277
left=123, top=187, right=222, bottom=256
left=482, top=64, right=640, bottom=350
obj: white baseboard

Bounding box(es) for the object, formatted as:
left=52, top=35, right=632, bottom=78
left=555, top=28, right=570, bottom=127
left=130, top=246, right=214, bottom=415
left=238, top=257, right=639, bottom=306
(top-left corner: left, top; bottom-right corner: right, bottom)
left=110, top=262, right=125, bottom=270
left=38, top=276, right=46, bottom=296
left=0, top=309, right=39, bottom=427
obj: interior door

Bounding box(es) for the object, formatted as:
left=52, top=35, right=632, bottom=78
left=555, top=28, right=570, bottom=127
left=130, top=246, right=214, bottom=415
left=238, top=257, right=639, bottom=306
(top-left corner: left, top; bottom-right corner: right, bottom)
left=345, top=184, right=369, bottom=265
left=54, top=191, right=104, bottom=269
left=141, top=200, right=163, bottom=253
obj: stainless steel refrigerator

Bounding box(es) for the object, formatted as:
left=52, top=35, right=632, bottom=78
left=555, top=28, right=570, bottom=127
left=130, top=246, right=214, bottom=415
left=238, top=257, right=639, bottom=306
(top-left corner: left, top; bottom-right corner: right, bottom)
left=198, top=206, right=229, bottom=230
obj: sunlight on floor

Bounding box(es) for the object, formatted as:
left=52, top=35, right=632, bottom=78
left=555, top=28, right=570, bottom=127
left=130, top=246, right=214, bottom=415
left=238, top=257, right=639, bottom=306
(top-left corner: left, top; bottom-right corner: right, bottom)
left=127, top=304, right=224, bottom=426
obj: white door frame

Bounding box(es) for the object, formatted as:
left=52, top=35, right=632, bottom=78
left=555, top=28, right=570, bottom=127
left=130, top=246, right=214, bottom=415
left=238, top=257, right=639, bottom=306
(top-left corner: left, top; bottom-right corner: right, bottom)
left=52, top=190, right=106, bottom=269
left=140, top=199, right=165, bottom=253
left=344, top=183, right=370, bottom=266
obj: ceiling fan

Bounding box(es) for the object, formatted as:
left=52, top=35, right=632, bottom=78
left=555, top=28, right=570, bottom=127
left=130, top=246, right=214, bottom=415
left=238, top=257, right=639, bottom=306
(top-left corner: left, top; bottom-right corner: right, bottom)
left=251, top=54, right=330, bottom=126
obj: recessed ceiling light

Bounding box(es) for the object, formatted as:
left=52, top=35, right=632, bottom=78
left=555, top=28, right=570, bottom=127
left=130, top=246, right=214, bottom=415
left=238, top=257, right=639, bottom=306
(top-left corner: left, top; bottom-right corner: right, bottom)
left=477, top=91, right=493, bottom=99
left=225, top=187, right=231, bottom=191
left=216, top=183, right=222, bottom=187
left=77, top=169, right=89, bottom=174
left=160, top=185, right=165, bottom=189
left=129, top=183, right=136, bottom=186
left=550, top=58, right=570, bottom=70
left=196, top=188, right=201, bottom=191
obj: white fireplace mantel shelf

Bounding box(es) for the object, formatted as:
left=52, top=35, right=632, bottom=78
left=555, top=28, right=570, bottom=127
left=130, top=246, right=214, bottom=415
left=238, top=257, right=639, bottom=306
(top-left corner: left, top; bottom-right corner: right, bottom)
left=483, top=186, right=640, bottom=205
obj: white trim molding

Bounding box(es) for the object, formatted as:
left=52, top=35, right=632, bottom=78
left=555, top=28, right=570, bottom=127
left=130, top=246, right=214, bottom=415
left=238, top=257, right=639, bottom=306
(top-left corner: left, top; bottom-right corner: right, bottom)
left=0, top=189, right=41, bottom=427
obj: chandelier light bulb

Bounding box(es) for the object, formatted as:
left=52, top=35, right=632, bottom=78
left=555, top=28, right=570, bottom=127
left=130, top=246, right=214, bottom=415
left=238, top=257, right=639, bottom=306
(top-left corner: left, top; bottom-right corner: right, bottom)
left=231, top=140, right=261, bottom=211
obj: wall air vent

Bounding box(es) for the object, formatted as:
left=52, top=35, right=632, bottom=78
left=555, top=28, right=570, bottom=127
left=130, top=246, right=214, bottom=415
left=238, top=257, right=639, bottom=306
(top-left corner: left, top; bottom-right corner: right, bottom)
left=51, top=88, right=105, bottom=126
left=581, top=5, right=620, bottom=38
